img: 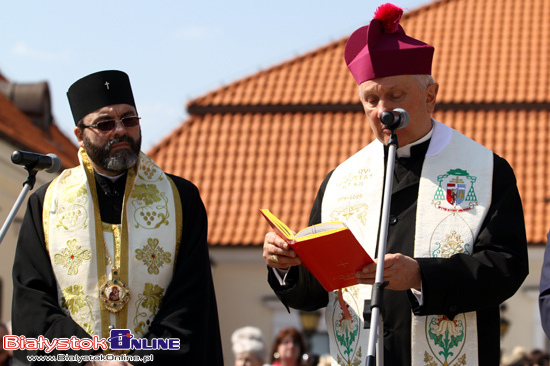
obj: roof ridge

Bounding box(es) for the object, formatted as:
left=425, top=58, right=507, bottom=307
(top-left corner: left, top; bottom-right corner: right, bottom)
left=188, top=38, right=349, bottom=108
left=187, top=0, right=456, bottom=110
left=187, top=101, right=550, bottom=116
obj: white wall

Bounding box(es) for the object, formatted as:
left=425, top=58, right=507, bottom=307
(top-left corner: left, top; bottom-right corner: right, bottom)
left=0, top=142, right=55, bottom=323
left=210, top=247, right=287, bottom=366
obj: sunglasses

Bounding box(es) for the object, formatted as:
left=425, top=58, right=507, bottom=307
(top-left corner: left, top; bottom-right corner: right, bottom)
left=81, top=116, right=141, bottom=133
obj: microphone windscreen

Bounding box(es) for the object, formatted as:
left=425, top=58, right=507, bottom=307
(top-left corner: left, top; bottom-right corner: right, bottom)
left=46, top=154, right=62, bottom=173
left=393, top=108, right=409, bottom=129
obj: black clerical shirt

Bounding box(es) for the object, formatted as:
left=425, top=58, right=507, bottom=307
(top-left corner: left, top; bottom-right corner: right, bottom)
left=94, top=172, right=127, bottom=224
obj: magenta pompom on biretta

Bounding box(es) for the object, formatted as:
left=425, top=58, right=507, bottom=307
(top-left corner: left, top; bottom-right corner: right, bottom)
left=344, top=3, right=435, bottom=85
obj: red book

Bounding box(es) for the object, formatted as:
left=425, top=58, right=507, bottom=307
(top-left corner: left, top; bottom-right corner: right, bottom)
left=260, top=209, right=374, bottom=291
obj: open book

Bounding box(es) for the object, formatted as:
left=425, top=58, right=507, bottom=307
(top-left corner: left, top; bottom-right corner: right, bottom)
left=260, top=209, right=374, bottom=291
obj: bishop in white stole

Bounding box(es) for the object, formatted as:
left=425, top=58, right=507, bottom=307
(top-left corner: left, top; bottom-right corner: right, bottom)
left=321, top=121, right=492, bottom=366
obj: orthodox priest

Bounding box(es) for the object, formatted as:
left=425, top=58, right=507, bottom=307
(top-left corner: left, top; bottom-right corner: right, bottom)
left=262, top=4, right=528, bottom=366
left=12, top=70, right=224, bottom=365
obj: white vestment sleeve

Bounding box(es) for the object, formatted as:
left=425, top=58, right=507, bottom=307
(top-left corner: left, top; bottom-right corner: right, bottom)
left=411, top=283, right=424, bottom=305
left=272, top=267, right=290, bottom=286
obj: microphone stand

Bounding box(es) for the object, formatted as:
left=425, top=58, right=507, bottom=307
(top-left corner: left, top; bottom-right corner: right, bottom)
left=364, top=127, right=400, bottom=366
left=0, top=167, right=38, bottom=246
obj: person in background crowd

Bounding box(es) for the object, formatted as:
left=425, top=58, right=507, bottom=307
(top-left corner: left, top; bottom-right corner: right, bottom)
left=0, top=322, right=13, bottom=366
left=500, top=347, right=550, bottom=366
left=232, top=326, right=267, bottom=366
left=303, top=353, right=319, bottom=366
left=268, top=328, right=307, bottom=366
left=527, top=349, right=550, bottom=366
left=501, top=346, right=530, bottom=366
left=539, top=229, right=550, bottom=339
left=315, top=354, right=331, bottom=366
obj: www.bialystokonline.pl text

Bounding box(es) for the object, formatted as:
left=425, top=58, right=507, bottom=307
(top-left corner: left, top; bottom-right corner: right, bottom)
left=26, top=353, right=154, bottom=363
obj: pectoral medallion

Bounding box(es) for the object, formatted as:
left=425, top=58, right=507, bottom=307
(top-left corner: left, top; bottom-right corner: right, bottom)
left=99, top=269, right=131, bottom=313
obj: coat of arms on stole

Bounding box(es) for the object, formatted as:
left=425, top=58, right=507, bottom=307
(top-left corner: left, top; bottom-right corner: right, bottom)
left=433, top=169, right=478, bottom=212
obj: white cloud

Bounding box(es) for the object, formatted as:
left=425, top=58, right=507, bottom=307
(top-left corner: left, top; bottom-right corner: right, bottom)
left=12, top=42, right=71, bottom=61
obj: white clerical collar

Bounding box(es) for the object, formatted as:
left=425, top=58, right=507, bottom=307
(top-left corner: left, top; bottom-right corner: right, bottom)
left=396, top=123, right=434, bottom=158
left=95, top=171, right=125, bottom=182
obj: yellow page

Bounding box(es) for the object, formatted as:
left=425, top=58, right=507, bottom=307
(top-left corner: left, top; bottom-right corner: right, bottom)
left=260, top=209, right=295, bottom=242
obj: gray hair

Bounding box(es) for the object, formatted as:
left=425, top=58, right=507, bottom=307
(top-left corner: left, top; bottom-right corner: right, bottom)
left=231, top=326, right=266, bottom=362
left=358, top=74, right=435, bottom=101
left=411, top=74, right=435, bottom=91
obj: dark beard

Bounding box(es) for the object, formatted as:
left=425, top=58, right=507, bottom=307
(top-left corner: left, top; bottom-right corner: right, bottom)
left=83, top=133, right=142, bottom=174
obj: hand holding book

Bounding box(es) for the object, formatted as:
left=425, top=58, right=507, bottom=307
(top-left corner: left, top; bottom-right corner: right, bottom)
left=260, top=209, right=374, bottom=291
left=264, top=231, right=302, bottom=270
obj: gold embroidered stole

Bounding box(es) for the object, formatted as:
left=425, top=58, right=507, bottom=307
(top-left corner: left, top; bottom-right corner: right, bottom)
left=321, top=121, right=492, bottom=366
left=44, top=149, right=182, bottom=339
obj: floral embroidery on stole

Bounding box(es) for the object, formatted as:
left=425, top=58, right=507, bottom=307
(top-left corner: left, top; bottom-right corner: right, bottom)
left=45, top=149, right=182, bottom=338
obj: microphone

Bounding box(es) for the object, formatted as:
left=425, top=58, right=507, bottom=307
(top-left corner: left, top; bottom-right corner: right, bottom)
left=11, top=151, right=62, bottom=173
left=380, top=108, right=410, bottom=130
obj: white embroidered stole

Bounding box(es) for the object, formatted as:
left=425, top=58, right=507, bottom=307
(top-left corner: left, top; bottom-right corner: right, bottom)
left=322, top=141, right=383, bottom=366
left=44, top=149, right=182, bottom=339
left=321, top=121, right=492, bottom=366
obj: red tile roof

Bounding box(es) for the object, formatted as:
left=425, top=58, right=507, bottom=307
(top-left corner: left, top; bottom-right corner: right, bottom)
left=0, top=93, right=79, bottom=169
left=149, top=0, right=550, bottom=246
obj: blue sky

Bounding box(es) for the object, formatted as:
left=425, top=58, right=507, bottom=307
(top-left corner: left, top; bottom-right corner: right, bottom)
left=1, top=0, right=429, bottom=152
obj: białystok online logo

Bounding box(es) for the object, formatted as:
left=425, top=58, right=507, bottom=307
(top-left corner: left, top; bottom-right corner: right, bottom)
left=3, top=329, right=180, bottom=352
left=108, top=329, right=179, bottom=350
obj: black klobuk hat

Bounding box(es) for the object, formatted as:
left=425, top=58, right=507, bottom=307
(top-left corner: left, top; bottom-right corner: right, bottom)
left=67, top=70, right=136, bottom=124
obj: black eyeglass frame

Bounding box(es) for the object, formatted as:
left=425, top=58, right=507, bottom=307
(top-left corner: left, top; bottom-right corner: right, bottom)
left=80, top=116, right=141, bottom=132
